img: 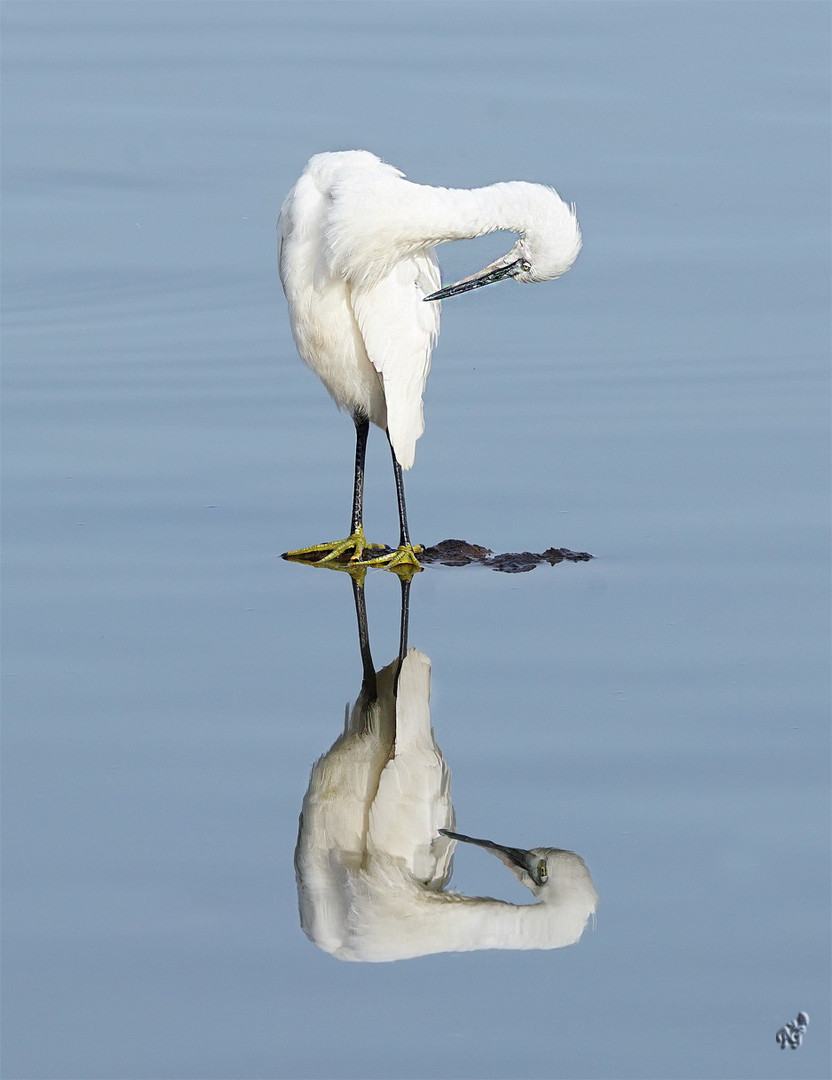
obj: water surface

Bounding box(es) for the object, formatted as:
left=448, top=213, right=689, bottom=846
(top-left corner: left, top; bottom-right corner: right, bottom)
left=2, top=3, right=829, bottom=1078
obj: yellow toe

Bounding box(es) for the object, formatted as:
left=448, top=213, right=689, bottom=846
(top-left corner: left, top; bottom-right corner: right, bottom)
left=362, top=543, right=423, bottom=572
left=283, top=527, right=387, bottom=566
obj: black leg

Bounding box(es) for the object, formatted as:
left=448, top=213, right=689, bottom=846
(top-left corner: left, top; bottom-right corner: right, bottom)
left=282, top=414, right=380, bottom=564
left=387, top=432, right=412, bottom=548
left=350, top=571, right=377, bottom=700
left=351, top=415, right=370, bottom=536
left=393, top=575, right=411, bottom=696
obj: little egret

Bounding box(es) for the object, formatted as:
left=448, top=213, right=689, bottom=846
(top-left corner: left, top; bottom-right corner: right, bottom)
left=278, top=150, right=581, bottom=568
left=294, top=574, right=598, bottom=961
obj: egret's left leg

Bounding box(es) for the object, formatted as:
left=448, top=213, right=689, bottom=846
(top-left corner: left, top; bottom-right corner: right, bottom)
left=361, top=435, right=422, bottom=571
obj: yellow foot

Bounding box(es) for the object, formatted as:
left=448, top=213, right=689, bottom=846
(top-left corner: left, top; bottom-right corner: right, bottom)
left=282, top=527, right=387, bottom=565
left=361, top=544, right=423, bottom=574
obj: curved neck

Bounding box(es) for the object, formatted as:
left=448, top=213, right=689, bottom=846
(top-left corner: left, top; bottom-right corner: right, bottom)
left=346, top=889, right=594, bottom=962
left=329, top=180, right=538, bottom=284
left=432, top=893, right=593, bottom=953
left=394, top=180, right=533, bottom=249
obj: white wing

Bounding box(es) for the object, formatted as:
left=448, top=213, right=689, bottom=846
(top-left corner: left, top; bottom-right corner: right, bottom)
left=349, top=254, right=441, bottom=470
left=366, top=649, right=455, bottom=889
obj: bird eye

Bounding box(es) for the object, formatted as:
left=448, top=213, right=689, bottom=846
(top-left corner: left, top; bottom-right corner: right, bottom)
left=520, top=260, right=532, bottom=273
left=537, top=859, right=548, bottom=883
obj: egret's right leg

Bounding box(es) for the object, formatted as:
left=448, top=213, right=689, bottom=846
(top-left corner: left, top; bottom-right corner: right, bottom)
left=283, top=415, right=387, bottom=564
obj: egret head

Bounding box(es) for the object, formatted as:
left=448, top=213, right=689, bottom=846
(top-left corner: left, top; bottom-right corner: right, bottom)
left=440, top=830, right=597, bottom=906
left=526, top=849, right=599, bottom=910
left=424, top=183, right=581, bottom=301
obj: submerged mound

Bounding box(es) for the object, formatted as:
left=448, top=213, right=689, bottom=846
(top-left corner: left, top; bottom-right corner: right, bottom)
left=418, top=539, right=593, bottom=573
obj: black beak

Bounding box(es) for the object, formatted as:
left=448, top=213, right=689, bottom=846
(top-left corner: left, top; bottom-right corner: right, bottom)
left=423, top=258, right=523, bottom=302
left=440, top=829, right=548, bottom=886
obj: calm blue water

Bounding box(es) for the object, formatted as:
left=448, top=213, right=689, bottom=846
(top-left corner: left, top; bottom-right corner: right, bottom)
left=2, top=3, right=829, bottom=1078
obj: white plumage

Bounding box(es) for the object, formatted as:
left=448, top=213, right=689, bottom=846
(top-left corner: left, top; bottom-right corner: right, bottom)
left=295, top=647, right=598, bottom=963
left=278, top=150, right=582, bottom=567
left=279, top=152, right=440, bottom=471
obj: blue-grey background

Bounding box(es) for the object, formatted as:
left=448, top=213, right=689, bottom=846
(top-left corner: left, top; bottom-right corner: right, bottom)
left=2, top=3, right=829, bottom=1078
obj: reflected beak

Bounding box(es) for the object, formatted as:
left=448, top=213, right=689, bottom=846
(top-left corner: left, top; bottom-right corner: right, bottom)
left=440, top=829, right=548, bottom=886
left=423, top=257, right=523, bottom=302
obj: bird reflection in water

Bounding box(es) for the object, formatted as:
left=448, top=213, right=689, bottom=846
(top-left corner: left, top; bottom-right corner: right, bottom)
left=294, top=571, right=598, bottom=962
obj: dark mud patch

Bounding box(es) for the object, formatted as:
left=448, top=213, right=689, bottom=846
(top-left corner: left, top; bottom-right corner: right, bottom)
left=419, top=539, right=593, bottom=572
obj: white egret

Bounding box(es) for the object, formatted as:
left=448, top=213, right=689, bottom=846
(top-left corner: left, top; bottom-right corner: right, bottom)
left=294, top=575, right=598, bottom=962
left=278, top=150, right=581, bottom=568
